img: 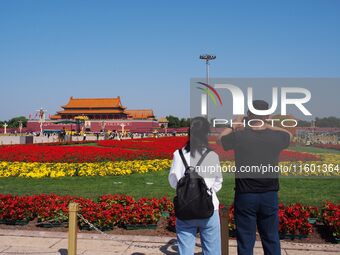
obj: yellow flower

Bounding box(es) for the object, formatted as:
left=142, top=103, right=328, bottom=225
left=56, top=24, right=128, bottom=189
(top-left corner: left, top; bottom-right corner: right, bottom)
left=0, top=159, right=172, bottom=178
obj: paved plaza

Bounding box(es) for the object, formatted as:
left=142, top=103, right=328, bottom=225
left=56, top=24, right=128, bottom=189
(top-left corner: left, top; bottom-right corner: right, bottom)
left=0, top=135, right=102, bottom=145
left=0, top=229, right=339, bottom=255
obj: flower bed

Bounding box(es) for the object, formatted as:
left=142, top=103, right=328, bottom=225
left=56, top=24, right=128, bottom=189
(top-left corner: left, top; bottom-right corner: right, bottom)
left=279, top=203, right=313, bottom=239
left=170, top=204, right=322, bottom=240
left=0, top=194, right=35, bottom=224
left=278, top=153, right=340, bottom=177
left=0, top=137, right=322, bottom=163
left=322, top=201, right=340, bottom=241
left=0, top=194, right=339, bottom=241
left=2, top=158, right=337, bottom=178
left=0, top=137, right=188, bottom=163
left=35, top=194, right=72, bottom=227
left=0, top=159, right=171, bottom=178
left=220, top=154, right=340, bottom=177
left=313, top=144, right=340, bottom=151
left=95, top=195, right=162, bottom=228
left=0, top=194, right=170, bottom=229
left=170, top=203, right=314, bottom=239
left=167, top=210, right=176, bottom=232
left=0, top=137, right=335, bottom=178
left=218, top=204, right=236, bottom=236
left=213, top=146, right=321, bottom=161
left=98, top=137, right=188, bottom=152
left=0, top=145, right=173, bottom=163
left=303, top=205, right=319, bottom=224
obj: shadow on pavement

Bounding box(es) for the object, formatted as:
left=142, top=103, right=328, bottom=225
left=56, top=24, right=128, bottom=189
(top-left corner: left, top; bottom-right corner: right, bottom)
left=58, top=249, right=68, bottom=255
left=159, top=239, right=202, bottom=255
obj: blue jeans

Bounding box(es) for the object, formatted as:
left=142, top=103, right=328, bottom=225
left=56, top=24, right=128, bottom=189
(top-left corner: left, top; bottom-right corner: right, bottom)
left=176, top=210, right=221, bottom=255
left=234, top=191, right=281, bottom=255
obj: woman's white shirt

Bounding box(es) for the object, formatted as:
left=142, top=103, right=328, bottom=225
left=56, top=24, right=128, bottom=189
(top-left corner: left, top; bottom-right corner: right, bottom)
left=168, top=148, right=223, bottom=211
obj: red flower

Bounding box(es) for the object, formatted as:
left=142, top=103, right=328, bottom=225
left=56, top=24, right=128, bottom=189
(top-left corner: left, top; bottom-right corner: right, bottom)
left=322, top=201, right=340, bottom=238
left=0, top=137, right=188, bottom=163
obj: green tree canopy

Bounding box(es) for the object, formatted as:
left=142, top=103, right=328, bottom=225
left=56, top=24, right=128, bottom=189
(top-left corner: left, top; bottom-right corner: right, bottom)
left=315, top=117, right=340, bottom=128
left=298, top=120, right=312, bottom=127
left=179, top=118, right=190, bottom=127
left=6, top=116, right=28, bottom=128
left=166, top=115, right=190, bottom=128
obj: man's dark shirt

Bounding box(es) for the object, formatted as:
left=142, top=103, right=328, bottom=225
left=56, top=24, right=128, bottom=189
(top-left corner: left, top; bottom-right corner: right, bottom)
left=221, top=128, right=290, bottom=193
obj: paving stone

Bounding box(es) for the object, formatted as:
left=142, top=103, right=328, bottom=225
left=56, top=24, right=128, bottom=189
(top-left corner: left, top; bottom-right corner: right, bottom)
left=285, top=250, right=339, bottom=255
left=0, top=236, right=60, bottom=248
left=226, top=247, right=287, bottom=255
left=50, top=238, right=128, bottom=252
left=0, top=246, right=10, bottom=253
left=281, top=241, right=340, bottom=252
left=81, top=250, right=124, bottom=255
left=2, top=246, right=61, bottom=254
left=121, top=241, right=202, bottom=255
left=0, top=229, right=339, bottom=255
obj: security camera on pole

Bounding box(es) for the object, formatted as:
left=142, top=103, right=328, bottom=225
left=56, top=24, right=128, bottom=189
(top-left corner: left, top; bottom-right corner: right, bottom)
left=199, top=54, right=216, bottom=120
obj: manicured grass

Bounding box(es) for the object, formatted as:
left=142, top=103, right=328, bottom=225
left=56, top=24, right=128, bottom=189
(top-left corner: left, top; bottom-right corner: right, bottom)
left=0, top=171, right=338, bottom=206
left=288, top=145, right=340, bottom=154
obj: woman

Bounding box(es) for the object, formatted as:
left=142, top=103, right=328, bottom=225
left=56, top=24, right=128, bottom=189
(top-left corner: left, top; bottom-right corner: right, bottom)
left=168, top=117, right=223, bottom=255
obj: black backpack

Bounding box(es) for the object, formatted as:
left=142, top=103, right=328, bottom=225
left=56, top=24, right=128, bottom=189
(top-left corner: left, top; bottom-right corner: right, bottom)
left=174, top=148, right=214, bottom=220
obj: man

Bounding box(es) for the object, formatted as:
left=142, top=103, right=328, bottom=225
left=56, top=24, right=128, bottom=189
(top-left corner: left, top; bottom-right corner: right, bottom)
left=217, top=100, right=292, bottom=255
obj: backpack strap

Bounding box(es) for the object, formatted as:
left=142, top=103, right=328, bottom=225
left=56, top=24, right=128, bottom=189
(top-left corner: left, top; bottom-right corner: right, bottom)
left=178, top=149, right=189, bottom=170
left=195, top=148, right=212, bottom=167
left=179, top=148, right=212, bottom=169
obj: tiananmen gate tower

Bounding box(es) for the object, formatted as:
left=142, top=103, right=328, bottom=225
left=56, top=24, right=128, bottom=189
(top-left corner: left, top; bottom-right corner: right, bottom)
left=50, top=97, right=155, bottom=120
left=27, top=97, right=164, bottom=133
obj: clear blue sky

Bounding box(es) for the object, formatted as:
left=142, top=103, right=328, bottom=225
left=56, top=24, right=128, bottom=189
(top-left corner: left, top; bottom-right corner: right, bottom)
left=0, top=0, right=339, bottom=120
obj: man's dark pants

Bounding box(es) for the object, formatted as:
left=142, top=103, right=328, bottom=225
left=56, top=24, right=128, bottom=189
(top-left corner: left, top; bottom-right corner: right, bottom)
left=234, top=191, right=281, bottom=255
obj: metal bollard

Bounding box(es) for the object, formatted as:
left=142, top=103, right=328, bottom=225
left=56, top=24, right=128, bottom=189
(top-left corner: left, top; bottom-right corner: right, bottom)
left=68, top=203, right=79, bottom=255
left=220, top=207, right=229, bottom=255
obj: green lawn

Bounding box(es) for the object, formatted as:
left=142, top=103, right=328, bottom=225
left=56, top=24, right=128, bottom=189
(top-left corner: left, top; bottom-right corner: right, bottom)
left=288, top=145, right=340, bottom=154
left=0, top=171, right=338, bottom=206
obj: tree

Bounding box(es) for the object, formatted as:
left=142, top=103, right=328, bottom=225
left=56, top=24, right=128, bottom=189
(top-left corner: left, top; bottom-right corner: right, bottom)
left=166, top=115, right=190, bottom=128
left=298, top=120, right=312, bottom=127
left=315, top=117, right=340, bottom=128
left=179, top=118, right=190, bottom=127
left=166, top=115, right=181, bottom=128
left=7, top=116, right=28, bottom=128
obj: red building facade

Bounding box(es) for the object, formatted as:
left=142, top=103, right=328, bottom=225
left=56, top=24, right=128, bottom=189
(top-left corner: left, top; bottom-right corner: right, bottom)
left=27, top=96, right=159, bottom=133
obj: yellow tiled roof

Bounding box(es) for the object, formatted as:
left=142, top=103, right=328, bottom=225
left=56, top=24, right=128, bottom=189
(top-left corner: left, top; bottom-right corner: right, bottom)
left=62, top=96, right=125, bottom=109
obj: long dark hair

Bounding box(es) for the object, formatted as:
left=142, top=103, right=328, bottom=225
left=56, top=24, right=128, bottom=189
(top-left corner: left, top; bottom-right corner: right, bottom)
left=184, top=117, right=210, bottom=157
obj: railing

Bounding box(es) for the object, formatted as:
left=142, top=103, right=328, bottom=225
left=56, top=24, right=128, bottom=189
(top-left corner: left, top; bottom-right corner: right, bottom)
left=67, top=202, right=229, bottom=255
left=68, top=203, right=79, bottom=255
left=220, top=207, right=230, bottom=255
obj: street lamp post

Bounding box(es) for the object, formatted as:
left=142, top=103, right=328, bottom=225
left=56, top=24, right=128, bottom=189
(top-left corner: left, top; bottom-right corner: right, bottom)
left=199, top=54, right=216, bottom=120
left=3, top=122, right=8, bottom=134
left=120, top=123, right=126, bottom=133
left=101, top=121, right=106, bottom=132
left=18, top=120, right=23, bottom=134
left=36, top=107, right=47, bottom=135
